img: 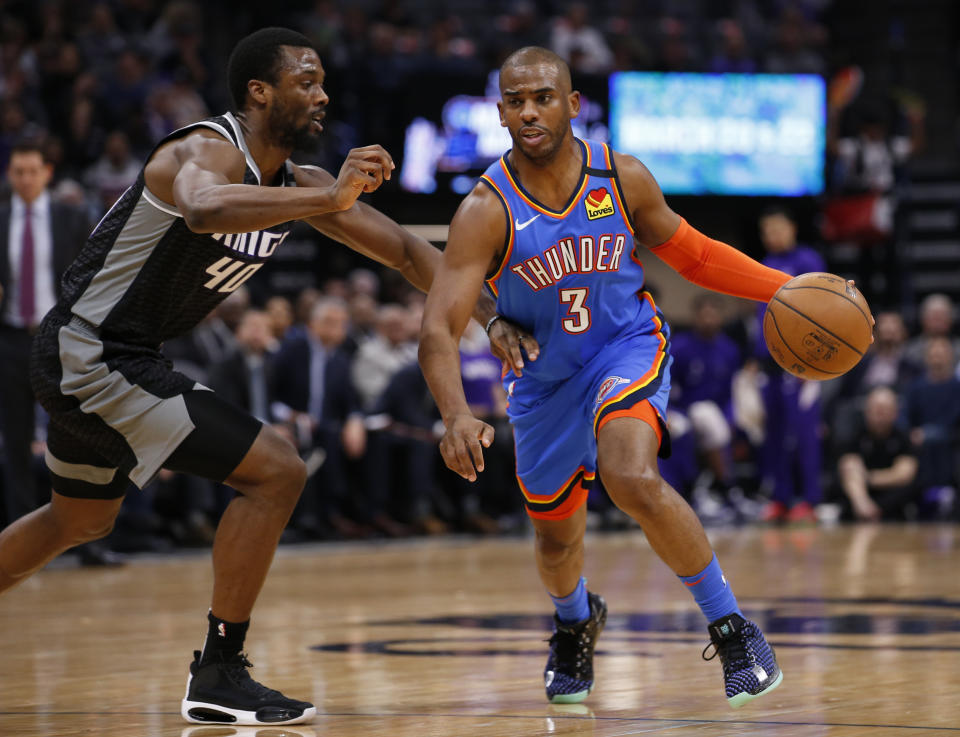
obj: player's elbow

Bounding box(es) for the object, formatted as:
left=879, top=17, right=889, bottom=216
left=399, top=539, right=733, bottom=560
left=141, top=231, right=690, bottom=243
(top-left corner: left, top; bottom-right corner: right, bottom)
left=180, top=200, right=223, bottom=233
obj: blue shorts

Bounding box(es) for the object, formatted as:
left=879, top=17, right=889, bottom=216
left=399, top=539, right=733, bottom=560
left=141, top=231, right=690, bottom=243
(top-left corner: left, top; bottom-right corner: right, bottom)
left=505, top=329, right=672, bottom=520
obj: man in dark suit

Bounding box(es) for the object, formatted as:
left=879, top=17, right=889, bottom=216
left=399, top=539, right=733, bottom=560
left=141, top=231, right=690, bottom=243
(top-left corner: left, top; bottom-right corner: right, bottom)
left=270, top=297, right=367, bottom=537
left=208, top=308, right=277, bottom=423
left=0, top=140, right=90, bottom=526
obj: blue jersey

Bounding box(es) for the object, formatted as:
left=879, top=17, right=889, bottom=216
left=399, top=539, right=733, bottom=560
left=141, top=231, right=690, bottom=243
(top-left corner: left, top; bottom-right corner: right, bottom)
left=481, top=139, right=664, bottom=384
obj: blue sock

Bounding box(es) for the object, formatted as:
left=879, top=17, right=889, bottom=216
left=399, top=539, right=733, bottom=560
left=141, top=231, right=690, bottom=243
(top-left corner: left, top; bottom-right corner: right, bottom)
left=679, top=553, right=742, bottom=623
left=550, top=577, right=590, bottom=624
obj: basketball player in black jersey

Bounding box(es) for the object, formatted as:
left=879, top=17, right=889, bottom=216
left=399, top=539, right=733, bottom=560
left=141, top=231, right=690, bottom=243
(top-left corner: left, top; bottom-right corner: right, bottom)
left=0, top=28, right=533, bottom=726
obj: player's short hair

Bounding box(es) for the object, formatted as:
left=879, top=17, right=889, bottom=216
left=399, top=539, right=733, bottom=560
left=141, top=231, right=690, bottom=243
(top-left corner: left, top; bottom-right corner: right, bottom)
left=227, top=27, right=317, bottom=110
left=499, top=46, right=572, bottom=92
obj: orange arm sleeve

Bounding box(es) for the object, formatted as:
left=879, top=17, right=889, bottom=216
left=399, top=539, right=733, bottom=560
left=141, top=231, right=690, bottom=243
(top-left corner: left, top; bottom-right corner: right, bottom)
left=650, top=217, right=792, bottom=302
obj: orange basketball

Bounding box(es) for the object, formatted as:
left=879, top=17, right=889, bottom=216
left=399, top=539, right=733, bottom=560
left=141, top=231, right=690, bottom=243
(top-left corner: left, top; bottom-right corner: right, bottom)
left=763, top=272, right=873, bottom=380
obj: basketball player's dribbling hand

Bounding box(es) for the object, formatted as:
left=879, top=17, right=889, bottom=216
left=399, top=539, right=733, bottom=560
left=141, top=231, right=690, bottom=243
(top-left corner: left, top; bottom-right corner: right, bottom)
left=329, top=145, right=395, bottom=210
left=487, top=318, right=539, bottom=377
left=439, top=414, right=494, bottom=482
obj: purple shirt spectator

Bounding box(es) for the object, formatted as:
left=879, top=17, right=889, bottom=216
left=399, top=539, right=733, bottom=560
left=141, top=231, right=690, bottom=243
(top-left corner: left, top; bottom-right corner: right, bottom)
left=670, top=331, right=741, bottom=411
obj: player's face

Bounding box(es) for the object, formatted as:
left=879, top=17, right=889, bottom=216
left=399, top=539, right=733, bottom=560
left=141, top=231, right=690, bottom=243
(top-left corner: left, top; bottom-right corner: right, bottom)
left=498, top=64, right=580, bottom=164
left=268, top=46, right=329, bottom=150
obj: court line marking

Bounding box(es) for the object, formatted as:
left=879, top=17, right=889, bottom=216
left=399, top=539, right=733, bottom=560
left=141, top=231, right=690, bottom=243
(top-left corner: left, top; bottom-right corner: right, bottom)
left=312, top=634, right=960, bottom=654
left=0, top=710, right=957, bottom=731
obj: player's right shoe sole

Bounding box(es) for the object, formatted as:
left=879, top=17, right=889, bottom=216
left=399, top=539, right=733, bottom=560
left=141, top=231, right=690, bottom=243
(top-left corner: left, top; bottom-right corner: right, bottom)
left=728, top=668, right=784, bottom=709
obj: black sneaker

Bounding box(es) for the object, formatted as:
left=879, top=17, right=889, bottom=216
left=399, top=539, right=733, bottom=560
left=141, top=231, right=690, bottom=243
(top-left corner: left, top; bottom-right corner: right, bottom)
left=544, top=592, right=607, bottom=703
left=181, top=650, right=316, bottom=725
left=702, top=613, right=783, bottom=708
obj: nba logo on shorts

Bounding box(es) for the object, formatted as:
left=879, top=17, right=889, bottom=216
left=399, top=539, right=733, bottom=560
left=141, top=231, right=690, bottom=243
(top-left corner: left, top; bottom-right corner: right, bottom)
left=585, top=187, right=615, bottom=220
left=594, top=375, right=629, bottom=413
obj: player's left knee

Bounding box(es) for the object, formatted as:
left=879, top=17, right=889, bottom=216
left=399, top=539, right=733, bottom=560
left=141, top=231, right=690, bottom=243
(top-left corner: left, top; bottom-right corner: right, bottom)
left=601, top=463, right=664, bottom=514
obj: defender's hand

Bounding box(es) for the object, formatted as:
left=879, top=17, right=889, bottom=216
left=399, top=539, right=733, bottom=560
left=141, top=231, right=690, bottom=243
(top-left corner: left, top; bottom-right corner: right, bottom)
left=488, top=317, right=539, bottom=377
left=439, top=414, right=494, bottom=482
left=329, top=145, right=395, bottom=210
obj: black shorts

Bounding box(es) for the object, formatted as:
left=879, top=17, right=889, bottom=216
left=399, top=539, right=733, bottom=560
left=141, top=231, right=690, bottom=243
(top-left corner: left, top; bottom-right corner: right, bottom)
left=32, top=316, right=261, bottom=500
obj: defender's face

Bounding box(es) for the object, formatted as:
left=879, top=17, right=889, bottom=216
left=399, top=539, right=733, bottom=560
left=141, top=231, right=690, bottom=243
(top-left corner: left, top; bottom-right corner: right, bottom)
left=269, top=46, right=329, bottom=149
left=498, top=64, right=579, bottom=163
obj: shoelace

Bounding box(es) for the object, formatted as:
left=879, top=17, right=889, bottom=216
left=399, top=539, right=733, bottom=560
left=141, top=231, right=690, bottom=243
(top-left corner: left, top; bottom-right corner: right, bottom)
left=548, top=625, right=592, bottom=676
left=222, top=653, right=285, bottom=699
left=701, top=629, right=751, bottom=676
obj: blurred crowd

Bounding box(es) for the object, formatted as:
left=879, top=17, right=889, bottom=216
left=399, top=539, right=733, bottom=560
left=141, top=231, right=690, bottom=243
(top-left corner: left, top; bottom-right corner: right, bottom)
left=0, top=0, right=844, bottom=212
left=0, top=0, right=953, bottom=560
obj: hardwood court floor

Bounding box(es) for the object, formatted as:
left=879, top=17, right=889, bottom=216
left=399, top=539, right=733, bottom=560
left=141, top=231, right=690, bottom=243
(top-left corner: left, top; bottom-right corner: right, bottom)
left=1, top=523, right=958, bottom=736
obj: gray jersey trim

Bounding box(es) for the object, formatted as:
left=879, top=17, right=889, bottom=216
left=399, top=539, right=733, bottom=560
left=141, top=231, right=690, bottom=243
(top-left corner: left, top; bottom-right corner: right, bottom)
left=142, top=186, right=182, bottom=217
left=71, top=189, right=176, bottom=327
left=44, top=448, right=119, bottom=484
left=57, top=320, right=196, bottom=488
left=224, top=112, right=262, bottom=184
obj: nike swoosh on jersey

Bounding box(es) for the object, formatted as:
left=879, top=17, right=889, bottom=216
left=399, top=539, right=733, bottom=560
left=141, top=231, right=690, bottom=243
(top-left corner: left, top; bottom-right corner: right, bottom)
left=515, top=214, right=541, bottom=231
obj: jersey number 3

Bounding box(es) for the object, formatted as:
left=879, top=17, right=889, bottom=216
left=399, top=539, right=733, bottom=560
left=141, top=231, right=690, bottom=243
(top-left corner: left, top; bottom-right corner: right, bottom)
left=560, top=287, right=591, bottom=333
left=204, top=256, right=263, bottom=293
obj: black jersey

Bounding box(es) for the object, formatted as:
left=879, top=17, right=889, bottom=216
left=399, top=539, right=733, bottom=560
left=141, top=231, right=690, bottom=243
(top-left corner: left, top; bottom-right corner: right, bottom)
left=52, top=112, right=296, bottom=347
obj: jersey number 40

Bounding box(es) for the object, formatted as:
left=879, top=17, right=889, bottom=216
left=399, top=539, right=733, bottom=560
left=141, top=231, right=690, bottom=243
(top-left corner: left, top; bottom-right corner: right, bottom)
left=204, top=256, right=263, bottom=293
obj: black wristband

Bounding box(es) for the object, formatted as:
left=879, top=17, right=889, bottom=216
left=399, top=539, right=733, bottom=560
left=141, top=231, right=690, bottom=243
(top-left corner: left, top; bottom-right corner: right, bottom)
left=484, top=314, right=503, bottom=334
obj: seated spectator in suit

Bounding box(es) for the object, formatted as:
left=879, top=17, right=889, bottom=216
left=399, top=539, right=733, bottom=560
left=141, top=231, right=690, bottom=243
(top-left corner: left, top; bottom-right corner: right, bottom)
left=208, top=309, right=278, bottom=423
left=271, top=298, right=367, bottom=538
left=365, top=363, right=449, bottom=536
left=905, top=293, right=960, bottom=373
left=352, top=303, right=417, bottom=411
left=837, top=386, right=918, bottom=521
left=163, top=287, right=247, bottom=383
left=904, top=336, right=960, bottom=502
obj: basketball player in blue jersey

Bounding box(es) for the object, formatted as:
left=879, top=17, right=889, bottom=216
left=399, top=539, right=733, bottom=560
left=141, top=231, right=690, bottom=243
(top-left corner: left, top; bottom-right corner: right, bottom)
left=0, top=28, right=530, bottom=726
left=420, top=47, right=794, bottom=708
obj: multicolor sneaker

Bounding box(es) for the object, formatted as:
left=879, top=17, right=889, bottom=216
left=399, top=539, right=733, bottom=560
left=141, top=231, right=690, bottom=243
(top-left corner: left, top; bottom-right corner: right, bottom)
left=544, top=592, right=607, bottom=703
left=181, top=650, right=316, bottom=725
left=702, top=613, right=783, bottom=708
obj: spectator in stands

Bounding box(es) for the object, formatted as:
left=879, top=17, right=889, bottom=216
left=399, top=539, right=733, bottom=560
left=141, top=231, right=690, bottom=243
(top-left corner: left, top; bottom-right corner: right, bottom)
left=837, top=386, right=918, bottom=521
left=271, top=297, right=367, bottom=539
left=494, top=1, right=548, bottom=60
left=763, top=5, right=826, bottom=75
left=903, top=336, right=960, bottom=500
left=345, top=292, right=378, bottom=354
left=365, top=363, right=449, bottom=536
left=853, top=311, right=924, bottom=394
left=265, top=295, right=294, bottom=342
left=832, top=101, right=923, bottom=196
left=76, top=3, right=127, bottom=80
left=454, top=320, right=510, bottom=534
left=550, top=2, right=614, bottom=75
left=208, top=309, right=278, bottom=424
left=709, top=19, right=757, bottom=73
left=653, top=16, right=700, bottom=72
left=905, top=293, right=960, bottom=372
left=83, top=129, right=140, bottom=213
left=0, top=140, right=90, bottom=525
left=669, top=294, right=742, bottom=504
left=352, top=303, right=418, bottom=411
left=163, top=287, right=246, bottom=383
left=755, top=206, right=826, bottom=524
left=829, top=311, right=923, bottom=445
